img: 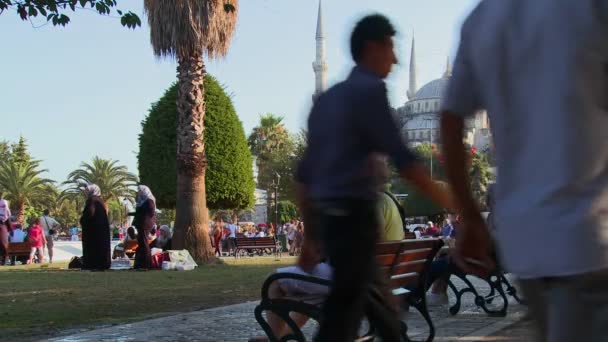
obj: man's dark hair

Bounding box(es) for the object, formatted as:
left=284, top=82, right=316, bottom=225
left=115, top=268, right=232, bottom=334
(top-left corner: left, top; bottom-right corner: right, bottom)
left=43, top=209, right=50, bottom=216
left=350, top=14, right=396, bottom=62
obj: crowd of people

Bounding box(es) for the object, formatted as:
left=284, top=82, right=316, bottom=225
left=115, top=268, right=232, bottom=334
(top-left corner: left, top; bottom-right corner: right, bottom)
left=0, top=196, right=62, bottom=265
left=0, top=184, right=173, bottom=271
left=208, top=218, right=307, bottom=257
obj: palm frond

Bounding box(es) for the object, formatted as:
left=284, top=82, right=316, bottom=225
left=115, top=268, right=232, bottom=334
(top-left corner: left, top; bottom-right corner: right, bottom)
left=144, top=0, right=239, bottom=60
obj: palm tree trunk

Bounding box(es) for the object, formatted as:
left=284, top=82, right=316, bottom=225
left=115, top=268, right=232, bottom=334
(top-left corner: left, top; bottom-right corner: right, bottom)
left=172, top=52, right=214, bottom=263
left=15, top=202, right=25, bottom=225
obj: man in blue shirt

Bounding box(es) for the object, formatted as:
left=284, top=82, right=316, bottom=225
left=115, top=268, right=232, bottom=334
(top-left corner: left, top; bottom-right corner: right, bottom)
left=297, top=14, right=453, bottom=342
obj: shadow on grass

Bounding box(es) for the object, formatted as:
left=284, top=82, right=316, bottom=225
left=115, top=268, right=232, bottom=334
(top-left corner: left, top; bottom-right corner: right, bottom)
left=0, top=257, right=296, bottom=341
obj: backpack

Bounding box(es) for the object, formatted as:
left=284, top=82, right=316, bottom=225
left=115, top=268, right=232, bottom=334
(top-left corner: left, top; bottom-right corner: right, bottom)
left=383, top=191, right=407, bottom=231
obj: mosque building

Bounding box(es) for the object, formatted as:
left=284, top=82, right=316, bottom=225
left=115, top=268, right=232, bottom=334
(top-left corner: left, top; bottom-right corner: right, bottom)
left=311, top=0, right=492, bottom=151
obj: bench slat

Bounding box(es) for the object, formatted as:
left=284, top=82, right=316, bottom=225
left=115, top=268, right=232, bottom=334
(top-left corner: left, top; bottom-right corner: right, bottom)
left=390, top=272, right=419, bottom=288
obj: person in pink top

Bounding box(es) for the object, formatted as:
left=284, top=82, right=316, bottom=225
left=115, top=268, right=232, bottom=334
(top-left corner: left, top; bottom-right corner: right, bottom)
left=27, top=218, right=46, bottom=264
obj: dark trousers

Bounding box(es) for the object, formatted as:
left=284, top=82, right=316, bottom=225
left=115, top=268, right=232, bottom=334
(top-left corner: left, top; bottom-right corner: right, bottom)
left=313, top=199, right=401, bottom=342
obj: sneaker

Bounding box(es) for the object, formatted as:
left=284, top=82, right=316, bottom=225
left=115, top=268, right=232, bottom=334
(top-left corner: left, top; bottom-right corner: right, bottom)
left=426, top=292, right=449, bottom=305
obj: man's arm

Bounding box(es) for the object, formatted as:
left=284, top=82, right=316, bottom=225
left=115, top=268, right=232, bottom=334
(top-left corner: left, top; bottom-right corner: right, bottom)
left=359, top=83, right=455, bottom=210
left=295, top=182, right=321, bottom=272
left=441, top=112, right=494, bottom=274
left=440, top=114, right=479, bottom=215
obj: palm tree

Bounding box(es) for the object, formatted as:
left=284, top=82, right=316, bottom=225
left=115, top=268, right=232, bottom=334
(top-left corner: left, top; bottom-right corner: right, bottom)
left=63, top=157, right=137, bottom=204
left=144, top=0, right=239, bottom=262
left=248, top=113, right=291, bottom=157
left=0, top=159, right=55, bottom=224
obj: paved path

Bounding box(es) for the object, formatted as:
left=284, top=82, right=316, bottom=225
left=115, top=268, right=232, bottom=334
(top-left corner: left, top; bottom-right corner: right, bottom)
left=48, top=277, right=528, bottom=342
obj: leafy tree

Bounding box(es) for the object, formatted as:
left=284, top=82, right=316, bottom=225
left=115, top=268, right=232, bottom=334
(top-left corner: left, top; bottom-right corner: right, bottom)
left=0, top=159, right=54, bottom=224
left=249, top=114, right=298, bottom=204
left=401, top=180, right=448, bottom=217
left=144, top=0, right=239, bottom=263
left=411, top=143, right=445, bottom=181
left=274, top=200, right=298, bottom=224
left=156, top=208, right=176, bottom=227
left=0, top=0, right=140, bottom=27
left=470, top=152, right=493, bottom=209
left=23, top=206, right=42, bottom=225
left=106, top=198, right=126, bottom=226
left=53, top=198, right=81, bottom=230
left=138, top=76, right=255, bottom=212
left=10, top=136, right=32, bottom=166
left=293, top=129, right=307, bottom=163
left=63, top=157, right=137, bottom=203
left=0, top=141, right=10, bottom=162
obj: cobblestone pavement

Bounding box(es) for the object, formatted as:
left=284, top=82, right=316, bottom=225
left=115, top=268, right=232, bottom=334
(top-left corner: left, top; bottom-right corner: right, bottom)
left=48, top=276, right=528, bottom=342
left=486, top=318, right=535, bottom=341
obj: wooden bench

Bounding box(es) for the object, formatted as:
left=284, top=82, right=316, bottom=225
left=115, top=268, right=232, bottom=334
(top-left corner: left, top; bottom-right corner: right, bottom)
left=376, top=239, right=444, bottom=342
left=234, top=237, right=279, bottom=258
left=8, top=242, right=32, bottom=265
left=254, top=239, right=443, bottom=342
left=8, top=242, right=31, bottom=258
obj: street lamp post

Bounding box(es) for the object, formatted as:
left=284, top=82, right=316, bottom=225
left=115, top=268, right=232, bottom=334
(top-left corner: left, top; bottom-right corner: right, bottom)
left=274, top=173, right=280, bottom=229
left=424, top=118, right=436, bottom=180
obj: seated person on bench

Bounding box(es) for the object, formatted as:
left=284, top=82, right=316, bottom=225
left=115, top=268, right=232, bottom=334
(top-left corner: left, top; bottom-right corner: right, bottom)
left=249, top=158, right=407, bottom=342
left=248, top=241, right=331, bottom=342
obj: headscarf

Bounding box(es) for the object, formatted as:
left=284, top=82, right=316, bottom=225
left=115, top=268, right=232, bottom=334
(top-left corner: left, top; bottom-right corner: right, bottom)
left=136, top=185, right=156, bottom=208
left=85, top=184, right=101, bottom=198
left=159, top=225, right=172, bottom=238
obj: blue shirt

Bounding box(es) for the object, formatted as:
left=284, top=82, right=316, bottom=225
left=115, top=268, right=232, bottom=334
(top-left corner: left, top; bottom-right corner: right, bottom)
left=441, top=223, right=453, bottom=238
left=442, top=0, right=608, bottom=278
left=297, top=66, right=417, bottom=200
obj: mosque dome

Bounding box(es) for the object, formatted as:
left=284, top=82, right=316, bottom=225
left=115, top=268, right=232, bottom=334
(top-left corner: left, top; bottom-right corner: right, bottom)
left=414, top=76, right=449, bottom=99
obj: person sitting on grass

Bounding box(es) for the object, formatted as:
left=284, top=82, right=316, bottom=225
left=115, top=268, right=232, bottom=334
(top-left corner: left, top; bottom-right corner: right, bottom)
left=152, top=225, right=173, bottom=251
left=113, top=227, right=137, bottom=259
left=27, top=218, right=46, bottom=264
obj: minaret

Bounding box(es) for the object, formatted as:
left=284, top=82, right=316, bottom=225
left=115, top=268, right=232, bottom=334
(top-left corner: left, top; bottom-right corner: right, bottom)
left=312, top=0, right=327, bottom=102
left=406, top=33, right=417, bottom=100
left=443, top=56, right=452, bottom=78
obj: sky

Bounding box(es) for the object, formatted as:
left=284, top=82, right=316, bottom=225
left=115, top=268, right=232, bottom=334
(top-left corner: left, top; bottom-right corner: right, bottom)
left=1, top=0, right=480, bottom=183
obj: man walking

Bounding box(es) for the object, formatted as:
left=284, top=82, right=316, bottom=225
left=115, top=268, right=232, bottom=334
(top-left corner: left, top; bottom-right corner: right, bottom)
left=297, top=14, right=453, bottom=342
left=40, top=209, right=60, bottom=263
left=440, top=1, right=608, bottom=341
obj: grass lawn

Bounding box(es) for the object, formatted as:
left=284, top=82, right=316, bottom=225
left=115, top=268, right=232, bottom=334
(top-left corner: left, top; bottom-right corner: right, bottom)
left=0, top=257, right=296, bottom=341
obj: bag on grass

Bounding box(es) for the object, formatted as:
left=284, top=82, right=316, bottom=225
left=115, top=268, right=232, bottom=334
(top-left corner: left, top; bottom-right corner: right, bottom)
left=68, top=256, right=83, bottom=269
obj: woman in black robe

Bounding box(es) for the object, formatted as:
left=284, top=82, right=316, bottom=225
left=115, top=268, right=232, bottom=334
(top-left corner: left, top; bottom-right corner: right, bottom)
left=79, top=184, right=111, bottom=270
left=133, top=185, right=156, bottom=269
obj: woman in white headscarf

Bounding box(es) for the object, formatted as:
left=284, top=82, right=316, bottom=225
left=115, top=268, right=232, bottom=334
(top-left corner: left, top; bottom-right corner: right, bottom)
left=133, top=185, right=157, bottom=269
left=79, top=184, right=111, bottom=270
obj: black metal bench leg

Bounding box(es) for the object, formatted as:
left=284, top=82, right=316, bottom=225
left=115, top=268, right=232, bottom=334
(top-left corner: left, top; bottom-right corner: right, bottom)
left=410, top=298, right=435, bottom=342
left=478, top=275, right=508, bottom=317
left=255, top=304, right=280, bottom=342
left=501, top=274, right=526, bottom=304
left=448, top=276, right=472, bottom=316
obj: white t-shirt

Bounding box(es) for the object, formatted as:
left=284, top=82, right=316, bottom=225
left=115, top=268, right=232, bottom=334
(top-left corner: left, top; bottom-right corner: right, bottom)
left=442, top=0, right=608, bottom=278
left=10, top=229, right=25, bottom=243
left=0, top=199, right=10, bottom=223
left=256, top=231, right=266, bottom=238
left=40, top=215, right=60, bottom=236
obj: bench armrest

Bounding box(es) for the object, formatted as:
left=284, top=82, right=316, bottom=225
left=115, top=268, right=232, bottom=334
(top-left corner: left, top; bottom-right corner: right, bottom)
left=260, top=272, right=332, bottom=301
